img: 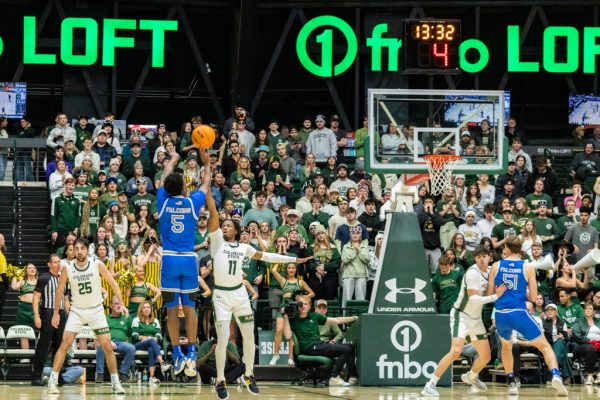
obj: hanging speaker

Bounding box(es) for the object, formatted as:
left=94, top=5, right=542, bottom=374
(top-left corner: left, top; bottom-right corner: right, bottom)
left=573, top=249, right=600, bottom=272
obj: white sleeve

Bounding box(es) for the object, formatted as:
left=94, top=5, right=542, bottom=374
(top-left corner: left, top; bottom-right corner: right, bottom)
left=245, top=244, right=257, bottom=259
left=209, top=229, right=224, bottom=255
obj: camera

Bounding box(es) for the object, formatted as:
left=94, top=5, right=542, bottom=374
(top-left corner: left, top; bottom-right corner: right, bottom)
left=283, top=301, right=301, bottom=318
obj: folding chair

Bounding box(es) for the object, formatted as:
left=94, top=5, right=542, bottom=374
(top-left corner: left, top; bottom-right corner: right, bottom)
left=2, top=325, right=37, bottom=380
left=290, top=333, right=333, bottom=386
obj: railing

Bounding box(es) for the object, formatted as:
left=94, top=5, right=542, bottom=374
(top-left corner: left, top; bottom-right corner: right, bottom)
left=0, top=138, right=50, bottom=186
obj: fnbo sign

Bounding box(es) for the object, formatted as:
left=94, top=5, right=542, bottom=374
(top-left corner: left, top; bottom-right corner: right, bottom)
left=7, top=16, right=178, bottom=67
left=296, top=15, right=600, bottom=77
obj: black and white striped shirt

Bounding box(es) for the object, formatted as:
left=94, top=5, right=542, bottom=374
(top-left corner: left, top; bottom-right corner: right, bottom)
left=34, top=272, right=66, bottom=310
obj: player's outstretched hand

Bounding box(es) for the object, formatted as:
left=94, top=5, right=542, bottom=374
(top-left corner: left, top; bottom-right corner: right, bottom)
left=51, top=313, right=60, bottom=328
left=296, top=256, right=314, bottom=264
left=495, top=283, right=508, bottom=299
left=198, top=147, right=210, bottom=165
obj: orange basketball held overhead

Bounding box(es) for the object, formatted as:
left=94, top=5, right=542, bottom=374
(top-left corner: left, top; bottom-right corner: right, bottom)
left=192, top=125, right=216, bottom=149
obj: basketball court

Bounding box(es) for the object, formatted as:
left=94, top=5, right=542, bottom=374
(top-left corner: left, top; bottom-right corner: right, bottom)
left=2, top=381, right=598, bottom=399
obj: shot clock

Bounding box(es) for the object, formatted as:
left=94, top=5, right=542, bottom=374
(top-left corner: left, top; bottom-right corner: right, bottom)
left=403, top=19, right=461, bottom=73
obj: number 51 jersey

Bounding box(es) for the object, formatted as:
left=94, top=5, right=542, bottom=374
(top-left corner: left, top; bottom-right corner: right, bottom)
left=494, top=259, right=527, bottom=311
left=209, top=229, right=257, bottom=288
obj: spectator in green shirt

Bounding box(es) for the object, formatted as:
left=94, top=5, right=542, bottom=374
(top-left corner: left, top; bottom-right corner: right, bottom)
left=354, top=116, right=369, bottom=159
left=95, top=296, right=136, bottom=383
left=289, top=295, right=359, bottom=387
left=314, top=299, right=344, bottom=343
left=431, top=255, right=464, bottom=314
left=197, top=327, right=245, bottom=384
left=557, top=289, right=584, bottom=328
left=131, top=301, right=171, bottom=384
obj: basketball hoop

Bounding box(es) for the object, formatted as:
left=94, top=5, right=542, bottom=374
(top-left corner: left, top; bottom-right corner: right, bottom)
left=423, top=154, right=461, bottom=196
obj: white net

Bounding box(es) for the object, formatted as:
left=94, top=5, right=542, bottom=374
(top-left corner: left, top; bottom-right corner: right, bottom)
left=423, top=155, right=461, bottom=196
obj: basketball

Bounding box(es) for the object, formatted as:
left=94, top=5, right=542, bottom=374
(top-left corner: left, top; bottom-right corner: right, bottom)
left=192, top=124, right=216, bottom=149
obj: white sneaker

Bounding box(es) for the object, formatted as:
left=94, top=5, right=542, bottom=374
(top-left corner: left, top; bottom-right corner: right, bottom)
left=112, top=382, right=126, bottom=394
left=287, top=358, right=295, bottom=367
left=149, top=377, right=160, bottom=385
left=160, top=362, right=171, bottom=373
left=269, top=355, right=279, bottom=366
left=552, top=376, right=568, bottom=396
left=461, top=372, right=487, bottom=391
left=507, top=382, right=518, bottom=396
left=347, top=377, right=358, bottom=386
left=47, top=378, right=59, bottom=394
left=329, top=376, right=350, bottom=387
left=586, top=374, right=595, bottom=385
left=421, top=382, right=439, bottom=397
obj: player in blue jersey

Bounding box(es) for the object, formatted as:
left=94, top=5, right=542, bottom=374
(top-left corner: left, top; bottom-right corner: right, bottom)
left=158, top=149, right=211, bottom=377
left=488, top=236, right=567, bottom=396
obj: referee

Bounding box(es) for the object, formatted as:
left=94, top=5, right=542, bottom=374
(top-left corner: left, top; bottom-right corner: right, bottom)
left=31, top=254, right=68, bottom=386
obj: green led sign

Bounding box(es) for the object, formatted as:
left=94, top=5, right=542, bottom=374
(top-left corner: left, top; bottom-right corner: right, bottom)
left=296, top=16, right=600, bottom=76
left=19, top=16, right=178, bottom=67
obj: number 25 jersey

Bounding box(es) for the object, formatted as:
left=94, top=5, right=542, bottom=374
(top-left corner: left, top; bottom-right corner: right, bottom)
left=494, top=259, right=527, bottom=311
left=209, top=229, right=257, bottom=288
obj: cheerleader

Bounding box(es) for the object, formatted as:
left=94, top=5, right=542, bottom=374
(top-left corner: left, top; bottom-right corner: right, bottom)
left=11, top=263, right=38, bottom=349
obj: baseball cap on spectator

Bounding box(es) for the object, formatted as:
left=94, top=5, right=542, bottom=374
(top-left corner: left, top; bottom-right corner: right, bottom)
left=337, top=163, right=348, bottom=172
left=376, top=231, right=385, bottom=240
left=502, top=208, right=513, bottom=214
left=309, top=221, right=322, bottom=230
left=136, top=177, right=146, bottom=185
left=465, top=211, right=476, bottom=218
left=209, top=150, right=218, bottom=157
left=288, top=226, right=299, bottom=234
left=287, top=209, right=300, bottom=217
left=330, top=114, right=340, bottom=123
left=186, top=152, right=197, bottom=161
left=505, top=178, right=515, bottom=185
left=328, top=187, right=340, bottom=194
left=98, top=169, right=107, bottom=176
left=461, top=131, right=471, bottom=137
left=107, top=177, right=118, bottom=185
left=303, top=181, right=316, bottom=192
left=97, top=130, right=107, bottom=136
left=349, top=225, right=362, bottom=234
left=74, top=169, right=87, bottom=178
left=256, top=145, right=269, bottom=153
left=382, top=188, right=392, bottom=196
left=269, top=155, right=281, bottom=164
left=455, top=174, right=465, bottom=180
left=231, top=208, right=242, bottom=216
left=316, top=299, right=328, bottom=307
left=583, top=194, right=593, bottom=202
left=118, top=191, right=127, bottom=197
left=507, top=160, right=516, bottom=166
left=130, top=141, right=141, bottom=148
left=107, top=200, right=119, bottom=209
left=114, top=238, right=128, bottom=247
left=65, top=137, right=74, bottom=143
left=536, top=200, right=547, bottom=208
left=315, top=115, right=326, bottom=123
left=109, top=158, right=120, bottom=167
left=313, top=225, right=327, bottom=235
left=337, top=196, right=349, bottom=205
left=545, top=303, right=558, bottom=311
left=314, top=172, right=325, bottom=179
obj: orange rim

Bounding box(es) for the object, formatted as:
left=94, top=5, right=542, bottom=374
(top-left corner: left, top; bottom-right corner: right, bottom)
left=422, top=154, right=461, bottom=169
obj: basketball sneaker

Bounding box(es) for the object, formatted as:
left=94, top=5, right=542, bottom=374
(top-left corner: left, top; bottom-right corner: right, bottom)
left=551, top=376, right=568, bottom=396
left=329, top=376, right=350, bottom=387
left=507, top=381, right=518, bottom=395
left=184, top=348, right=197, bottom=377
left=112, top=382, right=126, bottom=394
left=242, top=375, right=259, bottom=395
left=47, top=378, right=60, bottom=394
left=421, top=382, right=439, bottom=397
left=173, top=351, right=187, bottom=376
left=461, top=372, right=487, bottom=391
left=215, top=380, right=229, bottom=400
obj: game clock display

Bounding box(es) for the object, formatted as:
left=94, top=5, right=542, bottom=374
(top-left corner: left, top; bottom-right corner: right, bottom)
left=403, top=19, right=461, bottom=73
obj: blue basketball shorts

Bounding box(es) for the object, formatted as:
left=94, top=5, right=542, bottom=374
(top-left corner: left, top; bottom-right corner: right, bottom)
left=160, top=251, right=199, bottom=308
left=495, top=309, right=543, bottom=342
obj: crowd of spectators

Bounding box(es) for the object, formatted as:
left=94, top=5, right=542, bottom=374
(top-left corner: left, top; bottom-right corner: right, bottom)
left=3, top=107, right=600, bottom=385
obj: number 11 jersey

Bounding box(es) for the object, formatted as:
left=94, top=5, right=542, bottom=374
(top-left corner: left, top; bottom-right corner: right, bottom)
left=209, top=229, right=256, bottom=288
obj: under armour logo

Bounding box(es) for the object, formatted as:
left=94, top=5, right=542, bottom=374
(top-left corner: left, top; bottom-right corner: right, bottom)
left=384, top=278, right=427, bottom=304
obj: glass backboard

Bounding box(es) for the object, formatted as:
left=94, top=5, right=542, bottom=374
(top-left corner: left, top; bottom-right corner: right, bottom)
left=366, top=89, right=507, bottom=175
